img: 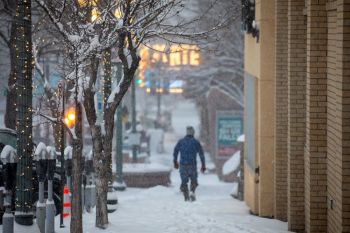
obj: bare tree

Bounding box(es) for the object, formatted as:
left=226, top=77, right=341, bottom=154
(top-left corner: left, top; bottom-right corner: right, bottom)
left=35, top=0, right=227, bottom=230
left=0, top=0, right=18, bottom=129
left=180, top=0, right=244, bottom=145
left=182, top=0, right=243, bottom=102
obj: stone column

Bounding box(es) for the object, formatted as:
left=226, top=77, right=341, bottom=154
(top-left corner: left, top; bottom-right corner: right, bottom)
left=287, top=0, right=307, bottom=231
left=274, top=0, right=288, bottom=222
left=257, top=0, right=276, bottom=217
left=327, top=1, right=350, bottom=232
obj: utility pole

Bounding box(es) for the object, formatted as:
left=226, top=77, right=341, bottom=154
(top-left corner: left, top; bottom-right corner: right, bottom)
left=114, top=62, right=125, bottom=190
left=14, top=0, right=34, bottom=225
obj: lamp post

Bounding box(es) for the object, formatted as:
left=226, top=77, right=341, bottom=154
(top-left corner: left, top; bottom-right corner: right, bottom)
left=131, top=75, right=138, bottom=163
left=63, top=106, right=76, bottom=193
left=113, top=61, right=125, bottom=190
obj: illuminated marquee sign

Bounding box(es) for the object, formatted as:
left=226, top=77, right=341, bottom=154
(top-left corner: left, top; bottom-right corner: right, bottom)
left=138, top=44, right=201, bottom=88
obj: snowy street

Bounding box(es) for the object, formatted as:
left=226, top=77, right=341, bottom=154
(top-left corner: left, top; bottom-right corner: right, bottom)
left=52, top=100, right=290, bottom=233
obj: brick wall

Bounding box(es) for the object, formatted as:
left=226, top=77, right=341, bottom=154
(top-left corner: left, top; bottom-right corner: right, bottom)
left=287, top=0, right=307, bottom=231
left=245, top=0, right=350, bottom=231
left=274, top=0, right=288, bottom=222
left=326, top=1, right=341, bottom=232
left=305, top=0, right=328, bottom=232
left=327, top=1, right=350, bottom=232
left=339, top=1, right=350, bottom=231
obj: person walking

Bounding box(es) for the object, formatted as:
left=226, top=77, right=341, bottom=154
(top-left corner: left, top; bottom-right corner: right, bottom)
left=173, top=126, right=206, bottom=201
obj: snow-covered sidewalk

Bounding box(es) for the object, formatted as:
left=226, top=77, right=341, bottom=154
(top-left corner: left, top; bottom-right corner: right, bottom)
left=55, top=100, right=290, bottom=233
left=2, top=100, right=291, bottom=233
left=56, top=172, right=288, bottom=233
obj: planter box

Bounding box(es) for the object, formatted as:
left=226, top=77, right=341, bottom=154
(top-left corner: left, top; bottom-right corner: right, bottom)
left=122, top=163, right=171, bottom=188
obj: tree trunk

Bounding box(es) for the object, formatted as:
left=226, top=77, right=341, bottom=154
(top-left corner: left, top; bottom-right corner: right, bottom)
left=103, top=111, right=114, bottom=182
left=5, top=20, right=18, bottom=130
left=14, top=0, right=34, bottom=225
left=70, top=102, right=83, bottom=233
left=103, top=50, right=113, bottom=181
left=83, top=56, right=110, bottom=228
left=91, top=125, right=109, bottom=228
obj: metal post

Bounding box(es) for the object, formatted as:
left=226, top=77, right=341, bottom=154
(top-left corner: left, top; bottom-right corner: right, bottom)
left=131, top=76, right=137, bottom=163
left=157, top=79, right=161, bottom=120
left=115, top=62, right=125, bottom=190
left=45, top=180, right=55, bottom=233
left=36, top=182, right=45, bottom=233
left=59, top=82, right=65, bottom=228
left=45, top=150, right=56, bottom=233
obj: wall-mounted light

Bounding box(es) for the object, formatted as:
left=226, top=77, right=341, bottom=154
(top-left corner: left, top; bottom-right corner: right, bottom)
left=241, top=0, right=259, bottom=42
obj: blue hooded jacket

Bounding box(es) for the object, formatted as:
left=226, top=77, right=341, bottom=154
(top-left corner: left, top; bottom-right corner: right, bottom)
left=173, top=135, right=205, bottom=167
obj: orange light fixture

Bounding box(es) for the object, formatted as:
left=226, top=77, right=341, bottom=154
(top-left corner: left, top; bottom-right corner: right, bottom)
left=64, top=108, right=76, bottom=129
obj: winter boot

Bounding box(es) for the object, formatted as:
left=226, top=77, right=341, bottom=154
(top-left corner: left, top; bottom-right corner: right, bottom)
left=180, top=185, right=189, bottom=201
left=189, top=191, right=196, bottom=202
left=189, top=181, right=198, bottom=202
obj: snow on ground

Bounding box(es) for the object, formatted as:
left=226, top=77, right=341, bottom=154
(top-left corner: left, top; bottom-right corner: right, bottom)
left=2, top=99, right=291, bottom=233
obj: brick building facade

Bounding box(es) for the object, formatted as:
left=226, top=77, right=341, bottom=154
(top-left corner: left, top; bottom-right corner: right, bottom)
left=243, top=0, right=350, bottom=232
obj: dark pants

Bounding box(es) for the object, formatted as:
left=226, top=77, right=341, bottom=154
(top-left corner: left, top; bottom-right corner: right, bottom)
left=179, top=165, right=198, bottom=192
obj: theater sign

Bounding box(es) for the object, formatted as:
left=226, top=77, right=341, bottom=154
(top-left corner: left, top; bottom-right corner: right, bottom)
left=138, top=44, right=201, bottom=88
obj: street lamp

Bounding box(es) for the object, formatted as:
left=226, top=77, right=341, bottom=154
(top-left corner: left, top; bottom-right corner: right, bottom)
left=64, top=108, right=76, bottom=129
left=112, top=61, right=125, bottom=190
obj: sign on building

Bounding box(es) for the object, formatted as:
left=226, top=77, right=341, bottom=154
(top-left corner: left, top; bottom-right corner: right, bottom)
left=216, top=111, right=243, bottom=159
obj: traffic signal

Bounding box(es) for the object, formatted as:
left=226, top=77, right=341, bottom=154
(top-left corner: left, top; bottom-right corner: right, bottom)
left=136, top=79, right=143, bottom=86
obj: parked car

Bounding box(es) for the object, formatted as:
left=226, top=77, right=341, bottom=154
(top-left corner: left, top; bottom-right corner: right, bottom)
left=0, top=128, right=62, bottom=224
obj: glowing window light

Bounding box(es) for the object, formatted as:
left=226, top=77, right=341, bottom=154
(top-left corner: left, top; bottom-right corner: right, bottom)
left=169, top=45, right=181, bottom=66
left=114, top=8, right=122, bottom=19
left=91, top=8, right=100, bottom=22
left=78, top=0, right=88, bottom=7
left=169, top=88, right=183, bottom=94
